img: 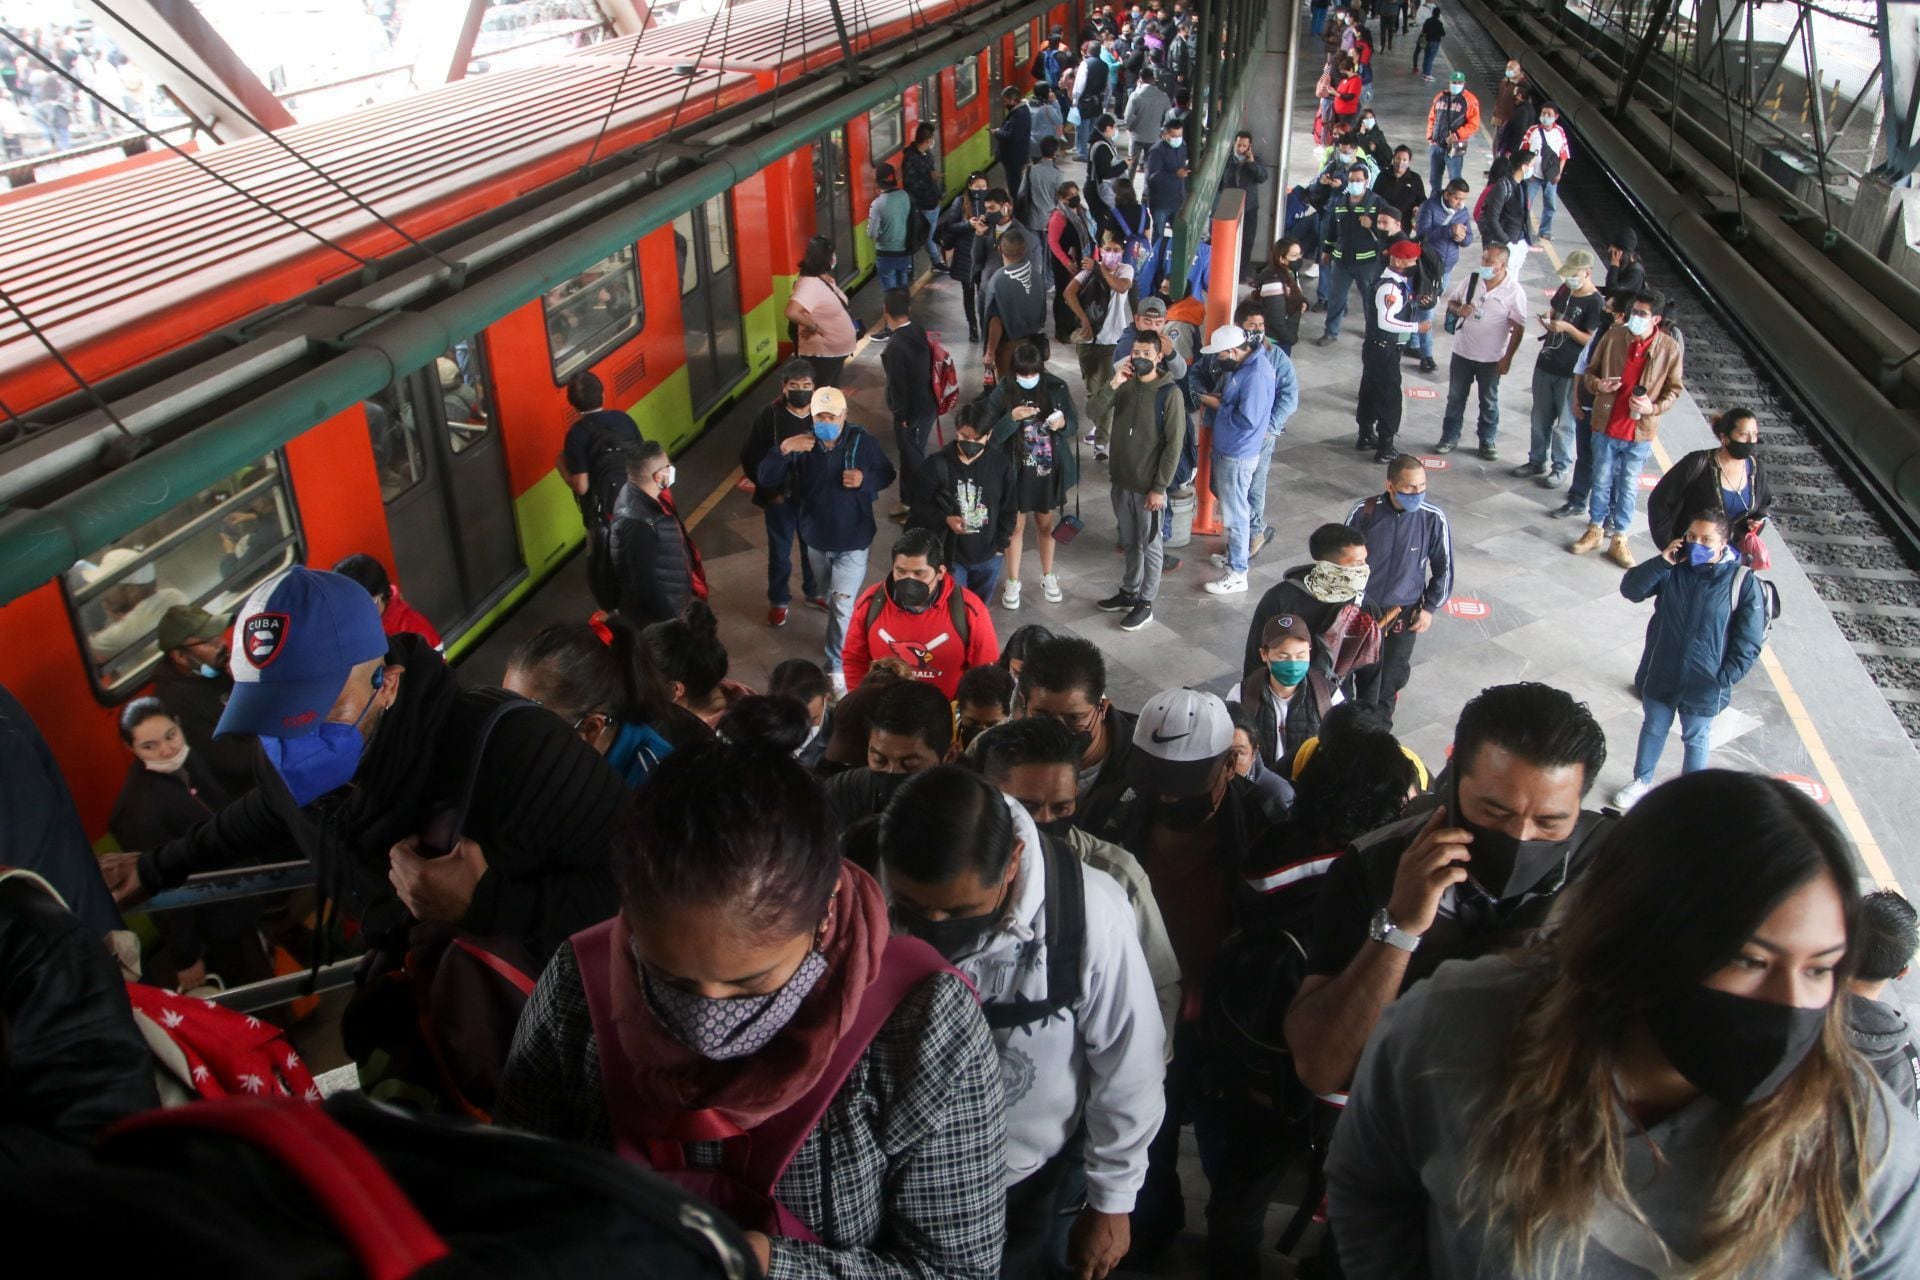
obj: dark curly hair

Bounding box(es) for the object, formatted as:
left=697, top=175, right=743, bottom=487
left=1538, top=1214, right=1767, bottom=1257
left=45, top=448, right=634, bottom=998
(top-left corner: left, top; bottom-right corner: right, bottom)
left=1292, top=730, right=1418, bottom=850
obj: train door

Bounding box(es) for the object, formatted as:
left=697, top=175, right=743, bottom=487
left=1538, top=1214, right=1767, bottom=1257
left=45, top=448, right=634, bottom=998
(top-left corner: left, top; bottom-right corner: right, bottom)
left=674, top=194, right=747, bottom=414
left=918, top=76, right=941, bottom=175
left=362, top=339, right=522, bottom=636
left=988, top=40, right=1004, bottom=107
left=810, top=127, right=858, bottom=286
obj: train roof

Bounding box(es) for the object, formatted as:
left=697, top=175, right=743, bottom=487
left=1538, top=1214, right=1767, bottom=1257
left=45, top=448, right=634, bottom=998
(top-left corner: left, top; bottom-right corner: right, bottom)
left=627, top=0, right=968, bottom=71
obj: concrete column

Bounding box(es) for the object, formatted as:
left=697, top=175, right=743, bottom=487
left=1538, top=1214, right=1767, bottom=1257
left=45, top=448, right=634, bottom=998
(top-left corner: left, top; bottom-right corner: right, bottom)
left=1234, top=0, right=1298, bottom=260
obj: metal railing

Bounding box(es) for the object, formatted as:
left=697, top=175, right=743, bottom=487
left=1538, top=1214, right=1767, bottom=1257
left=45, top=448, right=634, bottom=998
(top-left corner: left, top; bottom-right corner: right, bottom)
left=1, top=122, right=198, bottom=187
left=142, top=860, right=359, bottom=1015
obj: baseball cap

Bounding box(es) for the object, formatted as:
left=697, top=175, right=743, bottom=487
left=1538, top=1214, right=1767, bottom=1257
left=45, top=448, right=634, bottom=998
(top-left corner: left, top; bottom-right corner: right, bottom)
left=1387, top=238, right=1423, bottom=263
left=217, top=567, right=389, bottom=740
left=156, top=604, right=225, bottom=652
left=1557, top=249, right=1598, bottom=277
left=1261, top=614, right=1312, bottom=648
left=1200, top=324, right=1247, bottom=355
left=1449, top=70, right=1466, bottom=84
left=1136, top=296, right=1168, bottom=318
left=810, top=386, right=847, bottom=417
left=1126, top=688, right=1234, bottom=797
left=80, top=546, right=156, bottom=587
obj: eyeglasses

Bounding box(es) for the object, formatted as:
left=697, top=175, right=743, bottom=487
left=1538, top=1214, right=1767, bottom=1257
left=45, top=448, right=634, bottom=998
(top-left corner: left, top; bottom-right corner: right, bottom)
left=1030, top=706, right=1100, bottom=734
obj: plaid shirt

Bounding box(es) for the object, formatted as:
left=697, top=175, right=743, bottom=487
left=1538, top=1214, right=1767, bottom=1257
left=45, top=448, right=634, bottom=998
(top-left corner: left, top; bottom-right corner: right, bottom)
left=497, top=946, right=1008, bottom=1280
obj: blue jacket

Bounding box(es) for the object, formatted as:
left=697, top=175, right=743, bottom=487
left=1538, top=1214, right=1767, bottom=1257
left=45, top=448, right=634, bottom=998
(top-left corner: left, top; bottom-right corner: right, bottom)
left=1415, top=194, right=1476, bottom=275
left=756, top=425, right=898, bottom=553
left=1260, top=341, right=1300, bottom=433
left=1621, top=554, right=1766, bottom=716
left=1211, top=349, right=1278, bottom=458
left=1143, top=141, right=1188, bottom=213
left=1345, top=492, right=1453, bottom=613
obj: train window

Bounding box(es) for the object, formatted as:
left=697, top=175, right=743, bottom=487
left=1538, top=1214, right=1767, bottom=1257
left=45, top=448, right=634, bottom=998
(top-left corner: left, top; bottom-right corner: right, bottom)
left=437, top=343, right=492, bottom=456
left=672, top=213, right=698, bottom=295
left=542, top=245, right=646, bottom=382
left=1014, top=24, right=1031, bottom=66
left=954, top=58, right=978, bottom=107
left=868, top=99, right=904, bottom=160
left=703, top=195, right=733, bottom=275
left=64, top=454, right=301, bottom=698
left=365, top=385, right=423, bottom=500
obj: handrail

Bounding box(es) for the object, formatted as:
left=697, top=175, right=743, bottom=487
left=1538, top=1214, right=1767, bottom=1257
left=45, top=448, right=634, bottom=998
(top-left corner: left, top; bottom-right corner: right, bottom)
left=210, top=957, right=360, bottom=1015
left=0, top=122, right=196, bottom=185
left=144, top=860, right=316, bottom=912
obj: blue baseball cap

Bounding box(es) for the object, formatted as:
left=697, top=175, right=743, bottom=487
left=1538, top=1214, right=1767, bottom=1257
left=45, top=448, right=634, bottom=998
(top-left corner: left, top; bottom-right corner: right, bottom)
left=216, top=567, right=390, bottom=739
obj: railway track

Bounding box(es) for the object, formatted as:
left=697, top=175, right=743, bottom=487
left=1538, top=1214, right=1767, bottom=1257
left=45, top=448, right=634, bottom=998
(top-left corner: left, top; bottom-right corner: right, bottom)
left=1444, top=12, right=1920, bottom=742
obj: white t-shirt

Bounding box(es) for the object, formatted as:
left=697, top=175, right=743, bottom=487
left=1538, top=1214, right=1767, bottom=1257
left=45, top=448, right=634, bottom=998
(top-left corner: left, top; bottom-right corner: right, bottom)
left=1075, top=262, right=1136, bottom=345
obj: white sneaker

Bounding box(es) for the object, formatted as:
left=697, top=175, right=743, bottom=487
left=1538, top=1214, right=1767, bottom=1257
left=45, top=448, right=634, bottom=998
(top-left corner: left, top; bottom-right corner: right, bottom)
left=828, top=670, right=848, bottom=699
left=1001, top=578, right=1022, bottom=609
left=1297, top=260, right=1320, bottom=280
left=1204, top=571, right=1249, bottom=596
left=1612, top=778, right=1651, bottom=809
left=1040, top=573, right=1063, bottom=603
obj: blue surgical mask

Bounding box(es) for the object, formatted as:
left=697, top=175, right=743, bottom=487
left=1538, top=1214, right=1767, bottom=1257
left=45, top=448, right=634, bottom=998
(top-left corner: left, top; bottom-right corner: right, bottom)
left=1394, top=489, right=1426, bottom=513
left=1626, top=314, right=1655, bottom=337
left=814, top=420, right=842, bottom=443
left=1016, top=374, right=1041, bottom=389
left=1687, top=542, right=1719, bottom=567
left=1268, top=658, right=1311, bottom=686
left=1477, top=265, right=1496, bottom=281
left=1168, top=136, right=1184, bottom=149
left=1348, top=180, right=1366, bottom=197
left=261, top=691, right=377, bottom=809
left=197, top=663, right=220, bottom=680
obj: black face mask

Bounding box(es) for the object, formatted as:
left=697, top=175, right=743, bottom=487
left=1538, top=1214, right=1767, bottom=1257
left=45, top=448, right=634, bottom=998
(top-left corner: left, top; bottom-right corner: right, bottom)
left=890, top=576, right=934, bottom=612
left=968, top=192, right=987, bottom=207
left=1129, top=356, right=1156, bottom=377
left=869, top=768, right=909, bottom=808
left=1155, top=789, right=1219, bottom=832
left=1724, top=439, right=1756, bottom=461
left=891, top=895, right=1003, bottom=962
left=784, top=388, right=812, bottom=409
left=956, top=440, right=987, bottom=462
left=1451, top=775, right=1571, bottom=906
left=1036, top=814, right=1077, bottom=840
left=1644, top=983, right=1827, bottom=1106
left=1066, top=196, right=1083, bottom=209
left=985, top=211, right=1005, bottom=227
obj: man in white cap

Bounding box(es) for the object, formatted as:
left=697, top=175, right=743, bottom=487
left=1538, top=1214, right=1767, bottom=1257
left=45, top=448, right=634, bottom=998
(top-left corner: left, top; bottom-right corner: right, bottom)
left=80, top=547, right=189, bottom=659
left=1195, top=323, right=1276, bottom=596
left=757, top=385, right=898, bottom=696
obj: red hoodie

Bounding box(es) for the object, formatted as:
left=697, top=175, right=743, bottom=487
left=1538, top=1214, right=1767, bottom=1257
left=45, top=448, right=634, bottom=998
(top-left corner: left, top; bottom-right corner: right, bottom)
left=843, top=574, right=998, bottom=698
left=381, top=584, right=443, bottom=649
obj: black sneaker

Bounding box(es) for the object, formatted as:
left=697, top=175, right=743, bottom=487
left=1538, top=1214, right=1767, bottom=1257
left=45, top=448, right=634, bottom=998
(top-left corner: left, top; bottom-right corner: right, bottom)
left=1096, top=591, right=1138, bottom=612
left=1121, top=603, right=1154, bottom=631
left=1355, top=432, right=1376, bottom=450
left=1549, top=498, right=1586, bottom=519
left=869, top=326, right=892, bottom=342
left=1479, top=442, right=1499, bottom=461
left=1163, top=554, right=1182, bottom=573
left=1418, top=357, right=1438, bottom=373
left=1373, top=446, right=1399, bottom=463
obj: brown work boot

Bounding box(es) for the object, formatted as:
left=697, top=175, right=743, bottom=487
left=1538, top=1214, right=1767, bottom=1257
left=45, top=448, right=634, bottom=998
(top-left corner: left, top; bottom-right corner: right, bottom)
left=1570, top=524, right=1604, bottom=555
left=1606, top=534, right=1636, bottom=569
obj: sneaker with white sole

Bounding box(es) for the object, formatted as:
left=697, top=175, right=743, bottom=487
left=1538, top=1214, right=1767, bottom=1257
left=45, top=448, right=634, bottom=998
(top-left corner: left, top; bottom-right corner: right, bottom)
left=1001, top=578, right=1022, bottom=609
left=1209, top=551, right=1229, bottom=569
left=1612, top=777, right=1651, bottom=809
left=1204, top=571, right=1249, bottom=595
left=1040, top=573, right=1063, bottom=603
left=1120, top=602, right=1154, bottom=631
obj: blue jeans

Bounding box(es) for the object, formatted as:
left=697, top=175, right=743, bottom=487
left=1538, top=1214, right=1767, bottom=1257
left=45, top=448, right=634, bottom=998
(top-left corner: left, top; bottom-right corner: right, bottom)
left=919, top=208, right=944, bottom=269
left=876, top=252, right=913, bottom=292
left=763, top=502, right=818, bottom=606
left=1588, top=433, right=1654, bottom=534
left=1526, top=177, right=1559, bottom=238
left=1322, top=257, right=1380, bottom=339
left=1440, top=355, right=1502, bottom=446
left=1075, top=113, right=1094, bottom=159
left=805, top=547, right=869, bottom=671
left=1411, top=265, right=1451, bottom=358
left=1421, top=39, right=1440, bottom=77
left=1247, top=430, right=1281, bottom=531
left=1310, top=4, right=1328, bottom=35
left=1210, top=450, right=1261, bottom=573
left=1633, top=696, right=1715, bottom=781
left=1528, top=368, right=1576, bottom=470
left=950, top=554, right=1004, bottom=605
left=1428, top=142, right=1462, bottom=196
left=1566, top=407, right=1596, bottom=502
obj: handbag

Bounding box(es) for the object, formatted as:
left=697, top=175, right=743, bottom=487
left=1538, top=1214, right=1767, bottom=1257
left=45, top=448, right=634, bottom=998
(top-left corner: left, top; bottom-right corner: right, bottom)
left=1052, top=414, right=1084, bottom=544
left=1735, top=525, right=1771, bottom=570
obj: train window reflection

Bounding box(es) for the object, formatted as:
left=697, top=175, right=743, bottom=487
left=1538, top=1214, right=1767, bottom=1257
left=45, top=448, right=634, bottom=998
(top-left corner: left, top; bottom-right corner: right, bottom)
left=543, top=245, right=646, bottom=381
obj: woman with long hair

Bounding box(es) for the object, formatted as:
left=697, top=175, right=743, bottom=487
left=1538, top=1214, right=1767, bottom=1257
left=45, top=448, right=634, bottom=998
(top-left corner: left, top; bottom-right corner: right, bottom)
left=1647, top=405, right=1775, bottom=555
left=1251, top=236, right=1310, bottom=353
left=502, top=613, right=692, bottom=787
left=785, top=235, right=856, bottom=387
left=1328, top=770, right=1920, bottom=1278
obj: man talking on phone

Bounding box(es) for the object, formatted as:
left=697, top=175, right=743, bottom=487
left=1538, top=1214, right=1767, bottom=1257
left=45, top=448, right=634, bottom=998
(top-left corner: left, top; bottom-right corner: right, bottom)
left=1284, top=682, right=1612, bottom=1096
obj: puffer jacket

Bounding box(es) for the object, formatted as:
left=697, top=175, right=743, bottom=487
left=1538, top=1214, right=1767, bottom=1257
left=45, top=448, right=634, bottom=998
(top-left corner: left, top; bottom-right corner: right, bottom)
left=1621, top=552, right=1766, bottom=716
left=609, top=484, right=693, bottom=629
left=1238, top=668, right=1334, bottom=774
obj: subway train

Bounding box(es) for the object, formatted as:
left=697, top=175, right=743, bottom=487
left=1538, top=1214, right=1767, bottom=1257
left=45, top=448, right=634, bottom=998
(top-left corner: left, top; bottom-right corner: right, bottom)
left=0, top=0, right=1078, bottom=834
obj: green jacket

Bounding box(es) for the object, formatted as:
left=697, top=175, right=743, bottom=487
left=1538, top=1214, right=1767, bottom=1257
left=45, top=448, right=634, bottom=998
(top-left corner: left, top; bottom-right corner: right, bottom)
left=1107, top=376, right=1184, bottom=496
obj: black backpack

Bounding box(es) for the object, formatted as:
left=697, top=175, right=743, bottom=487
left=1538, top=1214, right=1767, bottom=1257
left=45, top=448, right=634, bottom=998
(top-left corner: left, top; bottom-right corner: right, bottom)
left=1411, top=244, right=1448, bottom=311
left=982, top=836, right=1084, bottom=1031
left=577, top=415, right=636, bottom=612
left=1200, top=926, right=1313, bottom=1121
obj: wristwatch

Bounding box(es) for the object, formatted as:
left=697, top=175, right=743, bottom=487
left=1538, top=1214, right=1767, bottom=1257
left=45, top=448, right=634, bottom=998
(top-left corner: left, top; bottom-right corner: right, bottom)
left=1369, top=907, right=1423, bottom=953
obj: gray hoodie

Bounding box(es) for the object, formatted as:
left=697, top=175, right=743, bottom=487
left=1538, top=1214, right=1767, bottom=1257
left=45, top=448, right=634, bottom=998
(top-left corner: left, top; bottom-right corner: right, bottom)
left=1848, top=992, right=1920, bottom=1117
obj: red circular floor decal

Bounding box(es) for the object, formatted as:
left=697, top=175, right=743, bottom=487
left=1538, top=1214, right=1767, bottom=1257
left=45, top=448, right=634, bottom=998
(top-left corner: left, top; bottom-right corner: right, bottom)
left=1775, top=773, right=1831, bottom=805
left=1404, top=386, right=1439, bottom=399
left=1418, top=456, right=1450, bottom=470
left=1637, top=472, right=1658, bottom=490
left=1444, top=597, right=1491, bottom=619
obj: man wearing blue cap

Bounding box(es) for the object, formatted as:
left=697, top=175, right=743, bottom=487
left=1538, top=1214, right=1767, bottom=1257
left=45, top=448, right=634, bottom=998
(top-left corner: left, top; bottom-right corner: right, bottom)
left=99, top=566, right=625, bottom=962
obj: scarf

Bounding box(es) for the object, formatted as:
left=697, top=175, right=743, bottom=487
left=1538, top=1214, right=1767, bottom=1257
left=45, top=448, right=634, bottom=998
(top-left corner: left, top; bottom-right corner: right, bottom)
left=1304, top=559, right=1371, bottom=603
left=603, top=861, right=891, bottom=1136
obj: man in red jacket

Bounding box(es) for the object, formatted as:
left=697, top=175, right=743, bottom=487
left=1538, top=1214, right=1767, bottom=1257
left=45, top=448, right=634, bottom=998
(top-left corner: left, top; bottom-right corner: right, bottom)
left=843, top=527, right=999, bottom=698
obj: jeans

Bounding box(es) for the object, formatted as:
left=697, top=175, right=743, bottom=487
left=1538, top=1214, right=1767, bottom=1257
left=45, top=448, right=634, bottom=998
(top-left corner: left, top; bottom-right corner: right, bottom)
left=1210, top=451, right=1261, bottom=573
left=1633, top=696, right=1716, bottom=781
left=762, top=502, right=818, bottom=606
left=1411, top=266, right=1449, bottom=358
left=950, top=554, right=1004, bottom=605
left=1526, top=177, right=1559, bottom=237
left=1439, top=354, right=1502, bottom=446
left=805, top=547, right=869, bottom=671
left=918, top=208, right=943, bottom=269
left=1075, top=112, right=1094, bottom=159
left=1247, top=430, right=1280, bottom=531
left=1428, top=142, right=1462, bottom=195
left=1310, top=3, right=1328, bottom=35
left=1527, top=368, right=1576, bottom=470
left=1588, top=433, right=1654, bottom=534
left=1322, top=256, right=1381, bottom=339
left=1566, top=407, right=1596, bottom=502
left=1421, top=38, right=1440, bottom=76
left=1112, top=488, right=1164, bottom=603
left=876, top=252, right=913, bottom=292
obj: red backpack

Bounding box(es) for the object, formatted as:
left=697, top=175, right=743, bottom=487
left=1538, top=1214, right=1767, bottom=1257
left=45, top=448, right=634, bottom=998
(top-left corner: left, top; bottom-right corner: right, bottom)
left=927, top=330, right=960, bottom=419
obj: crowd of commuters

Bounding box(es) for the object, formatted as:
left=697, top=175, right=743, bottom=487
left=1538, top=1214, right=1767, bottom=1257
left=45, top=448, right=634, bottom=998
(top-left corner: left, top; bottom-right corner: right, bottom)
left=7, top=4, right=1920, bottom=1280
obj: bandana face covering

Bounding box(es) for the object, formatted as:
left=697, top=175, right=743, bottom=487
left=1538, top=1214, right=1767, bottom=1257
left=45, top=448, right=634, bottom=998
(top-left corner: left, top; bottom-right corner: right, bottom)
left=1305, top=560, right=1371, bottom=603
left=640, top=949, right=829, bottom=1061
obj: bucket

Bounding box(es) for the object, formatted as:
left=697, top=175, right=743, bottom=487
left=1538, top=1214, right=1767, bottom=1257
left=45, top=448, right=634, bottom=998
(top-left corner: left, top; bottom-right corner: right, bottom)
left=1165, top=486, right=1196, bottom=548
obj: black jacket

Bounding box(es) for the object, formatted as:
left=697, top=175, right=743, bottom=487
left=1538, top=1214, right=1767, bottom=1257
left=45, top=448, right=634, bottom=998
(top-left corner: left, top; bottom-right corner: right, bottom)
left=882, top=322, right=937, bottom=425
left=0, top=685, right=120, bottom=938
left=1242, top=565, right=1353, bottom=675
left=740, top=397, right=816, bottom=509
left=152, top=663, right=256, bottom=799
left=1372, top=167, right=1427, bottom=230
left=608, top=484, right=694, bottom=629
left=110, top=754, right=229, bottom=858
left=914, top=442, right=1018, bottom=566
left=0, top=872, right=158, bottom=1166
left=937, top=192, right=986, bottom=280
left=138, top=636, right=626, bottom=964
left=996, top=103, right=1032, bottom=175
left=901, top=144, right=944, bottom=211
left=1479, top=173, right=1525, bottom=246
left=1646, top=447, right=1774, bottom=548
left=1238, top=669, right=1333, bottom=775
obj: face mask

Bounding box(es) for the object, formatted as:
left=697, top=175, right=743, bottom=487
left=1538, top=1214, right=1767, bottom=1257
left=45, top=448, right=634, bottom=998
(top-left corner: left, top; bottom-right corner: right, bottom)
left=785, top=387, right=813, bottom=409
left=1168, top=137, right=1184, bottom=149
left=1361, top=117, right=1375, bottom=129
left=956, top=439, right=987, bottom=461
left=1626, top=314, right=1655, bottom=337
left=642, top=949, right=828, bottom=1061
left=1156, top=788, right=1220, bottom=832
left=1476, top=265, right=1497, bottom=281
left=795, top=722, right=822, bottom=758
left=1393, top=489, right=1426, bottom=513
left=813, top=420, right=842, bottom=443
left=1036, top=814, right=1077, bottom=841
left=197, top=663, right=221, bottom=680
left=1687, top=541, right=1720, bottom=567
left=1066, top=196, right=1083, bottom=209
left=656, top=465, right=676, bottom=490
left=1506, top=68, right=1518, bottom=80
left=1069, top=727, right=1096, bottom=764
left=1016, top=374, right=1041, bottom=390
left=1130, top=356, right=1156, bottom=376
left=1336, top=151, right=1355, bottom=166
left=1450, top=83, right=1463, bottom=95
left=1451, top=776, right=1571, bottom=903
left=892, top=900, right=1002, bottom=962
left=1100, top=249, right=1122, bottom=267
left=1347, top=180, right=1367, bottom=197
left=1724, top=439, right=1755, bottom=460
left=1244, top=329, right=1266, bottom=344
left=985, top=211, right=1004, bottom=226
left=1540, top=116, right=1556, bottom=128
left=890, top=576, right=934, bottom=611
left=1643, top=983, right=1826, bottom=1105
left=262, top=718, right=371, bottom=808
left=968, top=191, right=986, bottom=205
left=1305, top=559, right=1370, bottom=602
left=1268, top=658, right=1310, bottom=686
left=143, top=743, right=191, bottom=775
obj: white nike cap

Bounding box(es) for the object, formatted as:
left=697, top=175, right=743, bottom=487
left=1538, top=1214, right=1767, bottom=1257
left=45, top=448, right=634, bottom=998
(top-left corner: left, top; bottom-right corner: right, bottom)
left=1128, top=687, right=1234, bottom=795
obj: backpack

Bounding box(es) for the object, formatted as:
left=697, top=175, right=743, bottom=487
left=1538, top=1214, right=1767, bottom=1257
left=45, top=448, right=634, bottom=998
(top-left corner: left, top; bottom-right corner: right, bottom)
left=1411, top=245, right=1447, bottom=310
left=981, top=836, right=1084, bottom=1031
left=1731, top=565, right=1780, bottom=643
left=862, top=574, right=971, bottom=652
left=53, top=1095, right=755, bottom=1279
left=904, top=195, right=931, bottom=253
left=928, top=330, right=960, bottom=418
left=1200, top=927, right=1313, bottom=1121
left=577, top=415, right=636, bottom=612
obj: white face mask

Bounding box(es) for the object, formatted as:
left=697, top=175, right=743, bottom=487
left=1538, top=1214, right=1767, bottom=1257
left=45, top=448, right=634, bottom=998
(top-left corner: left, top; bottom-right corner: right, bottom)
left=656, top=465, right=676, bottom=489
left=1626, top=314, right=1655, bottom=337
left=144, top=743, right=192, bottom=775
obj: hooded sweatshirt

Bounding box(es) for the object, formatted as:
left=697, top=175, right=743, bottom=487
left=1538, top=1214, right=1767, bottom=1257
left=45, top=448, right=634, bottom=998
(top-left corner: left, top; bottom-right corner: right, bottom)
left=898, top=798, right=1166, bottom=1207
left=1848, top=993, right=1920, bottom=1117
left=841, top=573, right=1000, bottom=698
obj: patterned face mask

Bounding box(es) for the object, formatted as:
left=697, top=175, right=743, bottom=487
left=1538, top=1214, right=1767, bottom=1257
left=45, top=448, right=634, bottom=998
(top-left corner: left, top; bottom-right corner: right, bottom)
left=1305, top=559, right=1371, bottom=603
left=640, top=949, right=829, bottom=1061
